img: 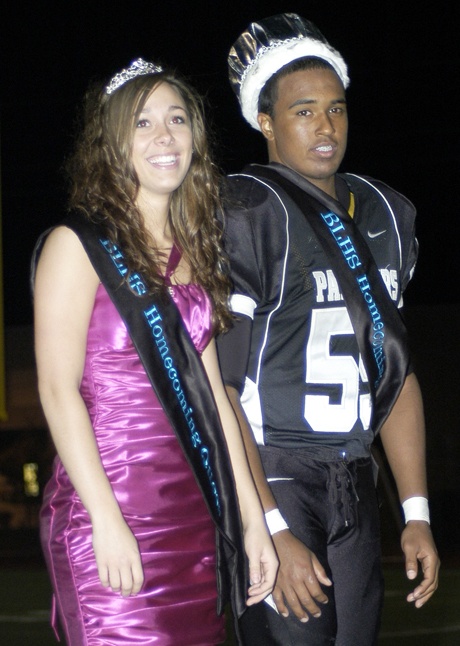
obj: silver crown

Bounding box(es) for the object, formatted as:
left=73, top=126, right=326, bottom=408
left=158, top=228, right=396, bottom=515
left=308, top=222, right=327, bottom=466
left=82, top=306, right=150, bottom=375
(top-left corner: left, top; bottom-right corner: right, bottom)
left=105, top=58, right=163, bottom=95
left=228, top=13, right=349, bottom=130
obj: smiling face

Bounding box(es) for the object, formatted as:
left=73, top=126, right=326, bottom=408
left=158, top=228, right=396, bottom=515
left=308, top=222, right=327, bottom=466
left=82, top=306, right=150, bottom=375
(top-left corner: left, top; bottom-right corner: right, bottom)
left=258, top=67, right=348, bottom=198
left=131, top=81, right=193, bottom=208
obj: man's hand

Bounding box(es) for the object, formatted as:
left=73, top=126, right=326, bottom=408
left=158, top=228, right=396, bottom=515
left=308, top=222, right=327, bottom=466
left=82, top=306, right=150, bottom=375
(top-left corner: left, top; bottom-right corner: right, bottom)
left=271, top=530, right=331, bottom=621
left=401, top=521, right=440, bottom=607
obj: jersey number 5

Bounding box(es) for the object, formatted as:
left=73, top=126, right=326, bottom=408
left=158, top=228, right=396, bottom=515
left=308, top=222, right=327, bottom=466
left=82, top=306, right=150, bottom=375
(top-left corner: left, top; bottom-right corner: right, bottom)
left=305, top=307, right=371, bottom=433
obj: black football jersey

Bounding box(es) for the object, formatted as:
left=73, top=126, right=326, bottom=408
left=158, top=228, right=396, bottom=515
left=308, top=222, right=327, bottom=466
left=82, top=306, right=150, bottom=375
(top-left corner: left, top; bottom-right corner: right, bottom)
left=217, top=167, right=418, bottom=459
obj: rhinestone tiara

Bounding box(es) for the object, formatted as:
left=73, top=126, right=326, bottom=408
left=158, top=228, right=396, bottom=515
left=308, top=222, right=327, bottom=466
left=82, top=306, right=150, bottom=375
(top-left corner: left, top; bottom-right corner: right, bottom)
left=105, top=58, right=163, bottom=95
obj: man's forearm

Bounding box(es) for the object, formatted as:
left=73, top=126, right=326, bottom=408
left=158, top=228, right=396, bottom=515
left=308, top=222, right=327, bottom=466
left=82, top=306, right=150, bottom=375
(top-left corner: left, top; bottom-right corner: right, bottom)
left=379, top=372, right=428, bottom=503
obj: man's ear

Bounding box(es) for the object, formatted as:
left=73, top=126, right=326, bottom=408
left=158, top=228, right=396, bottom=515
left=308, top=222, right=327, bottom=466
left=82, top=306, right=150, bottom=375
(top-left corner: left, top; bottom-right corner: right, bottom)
left=257, top=113, right=274, bottom=141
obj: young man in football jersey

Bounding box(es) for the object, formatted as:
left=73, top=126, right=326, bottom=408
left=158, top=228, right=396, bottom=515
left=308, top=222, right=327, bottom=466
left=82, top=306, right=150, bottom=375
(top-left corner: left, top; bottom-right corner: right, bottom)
left=216, top=13, right=440, bottom=645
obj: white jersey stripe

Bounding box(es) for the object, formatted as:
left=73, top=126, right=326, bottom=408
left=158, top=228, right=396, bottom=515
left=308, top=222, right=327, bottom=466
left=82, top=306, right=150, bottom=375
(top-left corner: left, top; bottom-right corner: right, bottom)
left=229, top=293, right=257, bottom=319
left=240, top=376, right=265, bottom=444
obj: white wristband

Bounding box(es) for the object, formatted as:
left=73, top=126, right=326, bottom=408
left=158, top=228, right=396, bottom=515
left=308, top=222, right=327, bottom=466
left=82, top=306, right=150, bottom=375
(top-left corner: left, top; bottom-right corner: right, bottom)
left=265, top=509, right=289, bottom=536
left=402, top=496, right=430, bottom=524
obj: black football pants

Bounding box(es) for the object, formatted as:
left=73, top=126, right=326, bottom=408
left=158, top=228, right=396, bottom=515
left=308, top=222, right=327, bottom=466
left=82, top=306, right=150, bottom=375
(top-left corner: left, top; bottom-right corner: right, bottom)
left=240, top=446, right=383, bottom=646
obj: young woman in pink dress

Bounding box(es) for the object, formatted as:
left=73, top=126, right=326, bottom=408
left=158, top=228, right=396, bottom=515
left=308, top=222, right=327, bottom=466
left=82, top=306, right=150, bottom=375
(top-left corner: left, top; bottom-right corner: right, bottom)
left=33, top=59, right=277, bottom=645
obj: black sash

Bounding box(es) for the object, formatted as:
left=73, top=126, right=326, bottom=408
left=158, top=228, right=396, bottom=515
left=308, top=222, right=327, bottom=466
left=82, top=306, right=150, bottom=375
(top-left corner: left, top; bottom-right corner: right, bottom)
left=247, top=164, right=410, bottom=434
left=32, top=212, right=247, bottom=619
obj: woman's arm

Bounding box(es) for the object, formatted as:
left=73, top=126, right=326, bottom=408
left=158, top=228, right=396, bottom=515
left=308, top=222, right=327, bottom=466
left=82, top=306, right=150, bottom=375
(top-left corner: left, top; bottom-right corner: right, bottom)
left=34, top=226, right=144, bottom=596
left=201, top=339, right=278, bottom=604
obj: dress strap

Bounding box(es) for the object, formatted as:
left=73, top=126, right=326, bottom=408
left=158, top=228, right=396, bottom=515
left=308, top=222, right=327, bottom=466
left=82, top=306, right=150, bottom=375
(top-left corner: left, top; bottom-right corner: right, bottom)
left=164, top=243, right=181, bottom=283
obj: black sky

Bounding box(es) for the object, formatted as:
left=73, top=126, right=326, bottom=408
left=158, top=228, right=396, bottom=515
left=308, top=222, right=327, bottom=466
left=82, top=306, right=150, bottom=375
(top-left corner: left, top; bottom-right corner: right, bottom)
left=2, top=1, right=458, bottom=325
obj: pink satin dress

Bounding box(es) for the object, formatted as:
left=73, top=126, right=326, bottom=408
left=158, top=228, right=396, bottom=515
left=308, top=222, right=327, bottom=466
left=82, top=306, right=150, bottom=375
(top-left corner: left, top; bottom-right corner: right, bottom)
left=40, top=247, right=225, bottom=645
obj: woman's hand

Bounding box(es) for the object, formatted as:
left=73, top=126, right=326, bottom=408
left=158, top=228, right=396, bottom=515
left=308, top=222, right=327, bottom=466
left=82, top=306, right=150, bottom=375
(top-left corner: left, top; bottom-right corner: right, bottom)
left=92, top=513, right=144, bottom=597
left=243, top=521, right=279, bottom=605
left=200, top=341, right=278, bottom=604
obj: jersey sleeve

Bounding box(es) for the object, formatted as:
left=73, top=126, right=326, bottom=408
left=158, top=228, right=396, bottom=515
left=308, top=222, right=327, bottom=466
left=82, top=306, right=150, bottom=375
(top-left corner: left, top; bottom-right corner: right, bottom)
left=219, top=177, right=266, bottom=308
left=219, top=175, right=290, bottom=305
left=216, top=316, right=252, bottom=393
left=370, top=178, right=419, bottom=293
left=216, top=174, right=289, bottom=389
left=390, top=189, right=418, bottom=294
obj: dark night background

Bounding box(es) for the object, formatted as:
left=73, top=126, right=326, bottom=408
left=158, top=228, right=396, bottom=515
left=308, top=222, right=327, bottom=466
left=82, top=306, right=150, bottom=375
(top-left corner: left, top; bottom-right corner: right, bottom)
left=1, top=0, right=459, bottom=325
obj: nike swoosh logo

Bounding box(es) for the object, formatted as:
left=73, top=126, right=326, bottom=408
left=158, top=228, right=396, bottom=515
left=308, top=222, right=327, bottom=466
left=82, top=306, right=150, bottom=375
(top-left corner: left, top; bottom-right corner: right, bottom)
left=368, top=230, right=386, bottom=238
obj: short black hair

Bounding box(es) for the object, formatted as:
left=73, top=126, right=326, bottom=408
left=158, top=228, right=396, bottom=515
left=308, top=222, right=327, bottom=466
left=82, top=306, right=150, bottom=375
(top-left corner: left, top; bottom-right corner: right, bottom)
left=258, top=56, right=339, bottom=117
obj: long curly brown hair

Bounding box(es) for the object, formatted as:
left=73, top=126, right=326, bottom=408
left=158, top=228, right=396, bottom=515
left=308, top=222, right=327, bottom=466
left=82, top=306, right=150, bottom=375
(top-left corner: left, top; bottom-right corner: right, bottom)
left=65, top=67, right=232, bottom=333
